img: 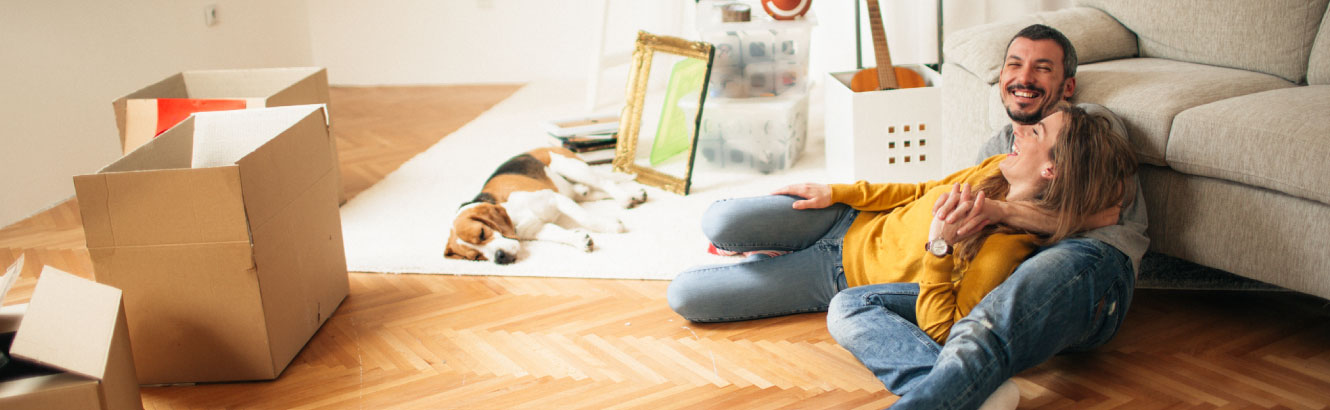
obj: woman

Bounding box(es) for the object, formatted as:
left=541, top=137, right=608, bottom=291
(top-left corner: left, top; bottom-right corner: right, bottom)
left=667, top=102, right=1137, bottom=347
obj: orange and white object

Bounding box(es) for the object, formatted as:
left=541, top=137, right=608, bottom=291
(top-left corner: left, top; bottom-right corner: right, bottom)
left=760, top=0, right=811, bottom=20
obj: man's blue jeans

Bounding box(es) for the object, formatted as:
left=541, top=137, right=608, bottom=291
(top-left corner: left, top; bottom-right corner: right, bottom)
left=668, top=195, right=855, bottom=322
left=827, top=238, right=1135, bottom=409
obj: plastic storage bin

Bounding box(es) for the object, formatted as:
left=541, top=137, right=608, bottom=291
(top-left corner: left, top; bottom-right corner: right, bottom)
left=685, top=91, right=809, bottom=174
left=693, top=0, right=814, bottom=173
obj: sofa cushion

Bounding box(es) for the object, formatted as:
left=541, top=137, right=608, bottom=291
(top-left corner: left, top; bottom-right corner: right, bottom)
left=1078, top=0, right=1330, bottom=84
left=1309, top=7, right=1330, bottom=85
left=1168, top=86, right=1330, bottom=206
left=1066, top=58, right=1295, bottom=166
left=944, top=7, right=1138, bottom=84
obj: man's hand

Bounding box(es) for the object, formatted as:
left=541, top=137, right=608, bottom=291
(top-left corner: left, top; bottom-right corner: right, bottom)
left=964, top=199, right=1121, bottom=236
left=772, top=183, right=833, bottom=209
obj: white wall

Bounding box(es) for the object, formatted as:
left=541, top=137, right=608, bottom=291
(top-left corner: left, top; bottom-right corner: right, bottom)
left=0, top=0, right=313, bottom=227
left=305, top=0, right=1071, bottom=85
left=307, top=0, right=689, bottom=85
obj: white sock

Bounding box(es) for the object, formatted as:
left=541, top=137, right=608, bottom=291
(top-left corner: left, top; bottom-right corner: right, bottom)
left=977, top=379, right=1021, bottom=410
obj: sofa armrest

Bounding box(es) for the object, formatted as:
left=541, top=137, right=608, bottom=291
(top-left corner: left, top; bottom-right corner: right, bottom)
left=944, top=7, right=1138, bottom=84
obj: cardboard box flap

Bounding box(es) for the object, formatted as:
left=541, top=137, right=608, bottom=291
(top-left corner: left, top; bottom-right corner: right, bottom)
left=266, top=68, right=331, bottom=124
left=222, top=105, right=333, bottom=229
left=0, top=373, right=103, bottom=408
left=74, top=165, right=248, bottom=248
left=10, top=268, right=123, bottom=381
left=102, top=116, right=197, bottom=174
left=182, top=67, right=325, bottom=99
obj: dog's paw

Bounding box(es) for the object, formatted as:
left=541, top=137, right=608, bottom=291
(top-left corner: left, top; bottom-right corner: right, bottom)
left=576, top=231, right=595, bottom=252
left=619, top=188, right=648, bottom=209
left=586, top=218, right=626, bottom=234
left=572, top=183, right=592, bottom=199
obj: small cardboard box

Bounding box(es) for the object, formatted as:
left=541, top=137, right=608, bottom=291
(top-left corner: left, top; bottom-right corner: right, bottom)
left=824, top=64, right=945, bottom=183
left=73, top=105, right=349, bottom=384
left=0, top=262, right=143, bottom=410
left=111, top=67, right=344, bottom=203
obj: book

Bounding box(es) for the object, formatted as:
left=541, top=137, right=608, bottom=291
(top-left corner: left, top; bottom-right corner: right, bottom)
left=540, top=113, right=620, bottom=137
left=549, top=132, right=618, bottom=152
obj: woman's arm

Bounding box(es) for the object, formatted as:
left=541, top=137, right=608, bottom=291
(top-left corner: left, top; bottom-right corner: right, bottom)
left=915, top=234, right=1037, bottom=344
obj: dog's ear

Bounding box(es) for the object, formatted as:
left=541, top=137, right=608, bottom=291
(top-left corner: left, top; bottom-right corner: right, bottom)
left=475, top=205, right=517, bottom=238
left=443, top=229, right=484, bottom=261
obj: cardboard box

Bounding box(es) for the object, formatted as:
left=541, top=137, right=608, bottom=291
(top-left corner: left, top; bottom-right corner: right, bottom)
left=73, top=105, right=349, bottom=384
left=0, top=261, right=143, bottom=410
left=111, top=67, right=345, bottom=203
left=824, top=65, right=945, bottom=183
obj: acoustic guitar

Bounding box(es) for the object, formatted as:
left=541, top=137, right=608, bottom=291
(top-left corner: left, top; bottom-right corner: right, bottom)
left=849, top=0, right=926, bottom=92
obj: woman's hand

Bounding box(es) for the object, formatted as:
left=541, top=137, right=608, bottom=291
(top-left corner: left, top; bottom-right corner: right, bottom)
left=954, top=192, right=1000, bottom=237
left=929, top=183, right=987, bottom=245
left=772, top=183, right=832, bottom=209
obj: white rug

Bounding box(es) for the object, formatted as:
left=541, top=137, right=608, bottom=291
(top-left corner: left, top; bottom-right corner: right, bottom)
left=340, top=79, right=831, bottom=280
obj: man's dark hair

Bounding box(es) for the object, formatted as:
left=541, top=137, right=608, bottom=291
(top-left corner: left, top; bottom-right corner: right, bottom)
left=1008, top=24, right=1078, bottom=79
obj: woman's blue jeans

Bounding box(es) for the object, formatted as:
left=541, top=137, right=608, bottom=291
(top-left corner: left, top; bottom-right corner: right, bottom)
left=827, top=238, right=1135, bottom=409
left=667, top=195, right=857, bottom=322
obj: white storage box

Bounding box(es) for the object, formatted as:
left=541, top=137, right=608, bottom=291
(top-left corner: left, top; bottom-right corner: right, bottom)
left=824, top=64, right=944, bottom=183
left=691, top=90, right=809, bottom=174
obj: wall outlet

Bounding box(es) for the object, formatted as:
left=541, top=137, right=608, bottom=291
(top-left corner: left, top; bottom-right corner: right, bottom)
left=204, top=4, right=219, bottom=26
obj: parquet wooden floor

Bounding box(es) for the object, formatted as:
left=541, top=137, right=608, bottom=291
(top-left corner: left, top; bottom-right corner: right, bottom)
left=3, top=85, right=1329, bottom=409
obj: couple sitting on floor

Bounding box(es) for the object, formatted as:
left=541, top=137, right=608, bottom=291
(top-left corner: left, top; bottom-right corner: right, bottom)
left=668, top=24, right=1148, bottom=410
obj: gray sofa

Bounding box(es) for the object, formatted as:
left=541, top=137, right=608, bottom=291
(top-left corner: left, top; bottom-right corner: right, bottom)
left=939, top=0, right=1330, bottom=300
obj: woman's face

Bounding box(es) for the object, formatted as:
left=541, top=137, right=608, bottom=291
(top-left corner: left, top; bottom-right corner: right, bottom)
left=1000, top=110, right=1066, bottom=200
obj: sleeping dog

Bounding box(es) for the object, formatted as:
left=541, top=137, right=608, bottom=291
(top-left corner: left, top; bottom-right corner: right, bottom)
left=444, top=147, right=647, bottom=264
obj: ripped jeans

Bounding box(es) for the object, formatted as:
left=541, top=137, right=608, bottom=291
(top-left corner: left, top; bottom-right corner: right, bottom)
left=667, top=195, right=856, bottom=322
left=827, top=238, right=1135, bottom=410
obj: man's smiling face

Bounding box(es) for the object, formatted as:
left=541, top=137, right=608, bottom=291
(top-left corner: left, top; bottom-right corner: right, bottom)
left=1000, top=37, right=1074, bottom=125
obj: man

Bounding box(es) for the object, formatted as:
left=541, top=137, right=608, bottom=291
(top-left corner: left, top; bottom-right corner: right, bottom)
left=826, top=24, right=1148, bottom=409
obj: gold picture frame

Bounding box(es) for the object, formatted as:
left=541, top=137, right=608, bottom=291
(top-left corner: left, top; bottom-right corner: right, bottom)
left=612, top=31, right=714, bottom=195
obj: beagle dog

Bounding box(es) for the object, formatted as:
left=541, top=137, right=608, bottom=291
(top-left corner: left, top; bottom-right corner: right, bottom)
left=444, top=147, right=647, bottom=264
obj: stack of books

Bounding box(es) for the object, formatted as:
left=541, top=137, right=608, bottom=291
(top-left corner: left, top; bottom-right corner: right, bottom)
left=541, top=114, right=620, bottom=164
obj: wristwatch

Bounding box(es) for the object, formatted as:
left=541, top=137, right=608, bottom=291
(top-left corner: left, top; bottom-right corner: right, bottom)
left=926, top=237, right=951, bottom=257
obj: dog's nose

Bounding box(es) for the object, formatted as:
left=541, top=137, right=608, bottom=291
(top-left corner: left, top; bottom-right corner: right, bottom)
left=495, top=249, right=516, bottom=265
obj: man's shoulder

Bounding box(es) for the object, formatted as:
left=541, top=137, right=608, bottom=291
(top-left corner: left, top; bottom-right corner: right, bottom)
left=977, top=124, right=1016, bottom=161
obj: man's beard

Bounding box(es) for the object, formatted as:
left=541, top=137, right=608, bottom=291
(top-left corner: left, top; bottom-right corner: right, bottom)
left=1004, top=82, right=1058, bottom=125
left=1006, top=106, right=1043, bottom=125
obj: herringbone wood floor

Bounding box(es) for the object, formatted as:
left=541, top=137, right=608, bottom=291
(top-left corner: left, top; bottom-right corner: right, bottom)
left=3, top=85, right=1329, bottom=409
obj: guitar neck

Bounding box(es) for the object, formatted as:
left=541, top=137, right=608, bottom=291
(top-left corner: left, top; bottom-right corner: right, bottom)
left=865, top=0, right=899, bottom=90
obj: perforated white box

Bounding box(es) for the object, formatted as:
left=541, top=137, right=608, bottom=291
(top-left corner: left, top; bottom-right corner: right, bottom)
left=824, top=65, right=945, bottom=183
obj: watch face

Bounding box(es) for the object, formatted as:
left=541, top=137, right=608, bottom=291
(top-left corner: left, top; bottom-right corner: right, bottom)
left=929, top=239, right=949, bottom=256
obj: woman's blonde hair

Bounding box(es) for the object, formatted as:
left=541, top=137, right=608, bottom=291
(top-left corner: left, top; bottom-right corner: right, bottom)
left=953, top=102, right=1138, bottom=267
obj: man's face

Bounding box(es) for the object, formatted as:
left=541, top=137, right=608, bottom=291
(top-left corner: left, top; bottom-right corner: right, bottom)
left=1000, top=37, right=1074, bottom=125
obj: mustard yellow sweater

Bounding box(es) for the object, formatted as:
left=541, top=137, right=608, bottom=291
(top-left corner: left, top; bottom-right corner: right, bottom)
left=830, top=155, right=1038, bottom=344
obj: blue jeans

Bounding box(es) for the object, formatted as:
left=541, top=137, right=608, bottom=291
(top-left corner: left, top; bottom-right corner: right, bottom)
left=668, top=195, right=857, bottom=322
left=827, top=238, right=1135, bottom=409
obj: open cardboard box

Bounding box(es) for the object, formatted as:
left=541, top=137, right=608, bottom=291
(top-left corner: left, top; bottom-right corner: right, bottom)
left=74, top=104, right=349, bottom=384
left=824, top=64, right=946, bottom=183
left=111, top=67, right=345, bottom=203
left=0, top=258, right=143, bottom=410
